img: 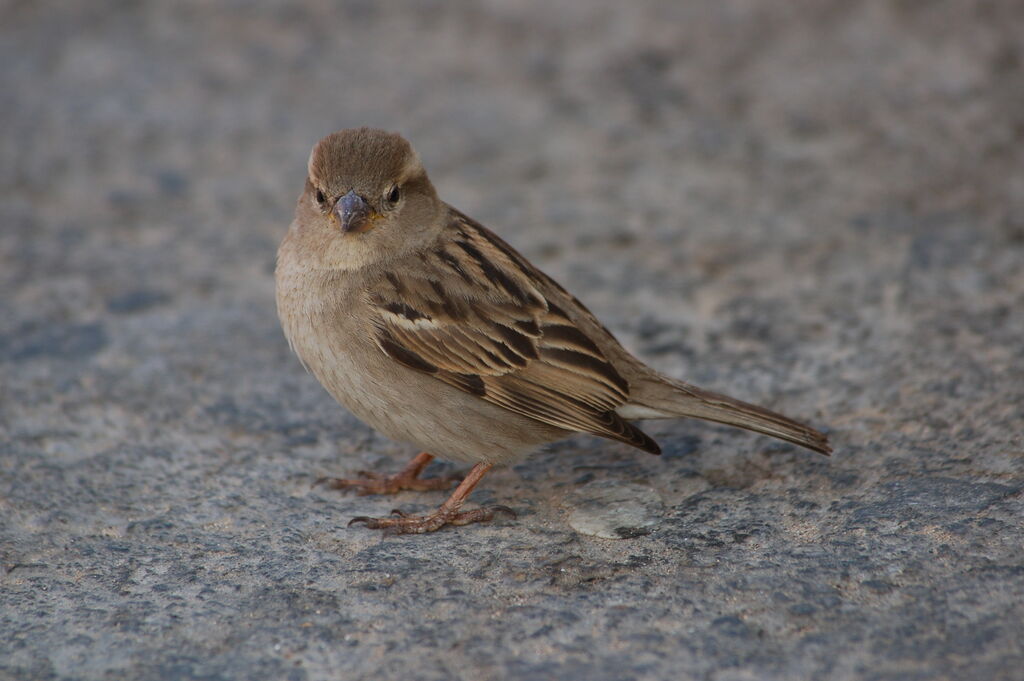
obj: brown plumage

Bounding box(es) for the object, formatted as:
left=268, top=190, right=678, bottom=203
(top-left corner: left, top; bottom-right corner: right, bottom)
left=276, top=127, right=830, bottom=534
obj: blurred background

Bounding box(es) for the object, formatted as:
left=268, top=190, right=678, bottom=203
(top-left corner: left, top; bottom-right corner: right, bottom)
left=2, top=2, right=1023, bottom=680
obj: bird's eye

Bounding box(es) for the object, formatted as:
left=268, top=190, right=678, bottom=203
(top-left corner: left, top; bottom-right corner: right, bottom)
left=385, top=185, right=401, bottom=207
left=315, top=188, right=326, bottom=204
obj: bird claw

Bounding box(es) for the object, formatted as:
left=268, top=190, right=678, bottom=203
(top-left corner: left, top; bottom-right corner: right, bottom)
left=488, top=505, right=517, bottom=519
left=346, top=504, right=516, bottom=534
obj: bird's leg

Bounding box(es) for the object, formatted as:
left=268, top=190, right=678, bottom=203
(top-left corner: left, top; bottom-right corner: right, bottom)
left=348, top=463, right=515, bottom=534
left=315, top=452, right=460, bottom=496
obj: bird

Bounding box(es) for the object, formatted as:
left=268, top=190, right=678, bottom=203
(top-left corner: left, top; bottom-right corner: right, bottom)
left=275, top=127, right=831, bottom=534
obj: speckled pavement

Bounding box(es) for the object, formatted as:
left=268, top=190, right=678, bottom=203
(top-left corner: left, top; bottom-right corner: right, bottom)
left=2, top=2, right=1022, bottom=680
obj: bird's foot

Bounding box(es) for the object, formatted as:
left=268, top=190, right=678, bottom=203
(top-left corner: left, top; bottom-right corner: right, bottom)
left=314, top=452, right=460, bottom=496
left=348, top=505, right=516, bottom=535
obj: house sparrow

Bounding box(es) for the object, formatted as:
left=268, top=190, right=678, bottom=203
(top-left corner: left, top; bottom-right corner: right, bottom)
left=276, top=128, right=831, bottom=534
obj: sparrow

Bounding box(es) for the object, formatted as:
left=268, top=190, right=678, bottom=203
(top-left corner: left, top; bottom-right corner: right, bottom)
left=276, top=128, right=831, bottom=534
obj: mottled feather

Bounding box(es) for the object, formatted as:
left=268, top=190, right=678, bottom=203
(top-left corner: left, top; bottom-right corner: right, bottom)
left=368, top=212, right=659, bottom=454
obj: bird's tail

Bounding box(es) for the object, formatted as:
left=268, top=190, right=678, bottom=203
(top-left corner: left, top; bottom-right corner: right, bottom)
left=620, top=376, right=831, bottom=455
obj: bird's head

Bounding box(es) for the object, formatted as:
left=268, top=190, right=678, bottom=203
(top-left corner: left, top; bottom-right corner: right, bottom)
left=291, top=128, right=443, bottom=271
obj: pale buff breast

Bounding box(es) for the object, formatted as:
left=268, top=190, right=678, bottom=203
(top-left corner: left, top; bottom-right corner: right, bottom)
left=275, top=260, right=568, bottom=465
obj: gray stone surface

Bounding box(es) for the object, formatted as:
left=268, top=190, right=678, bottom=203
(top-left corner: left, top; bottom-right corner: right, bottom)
left=567, top=481, right=665, bottom=539
left=2, top=2, right=1023, bottom=680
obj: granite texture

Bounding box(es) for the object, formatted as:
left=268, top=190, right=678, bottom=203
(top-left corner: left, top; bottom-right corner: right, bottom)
left=2, top=2, right=1023, bottom=680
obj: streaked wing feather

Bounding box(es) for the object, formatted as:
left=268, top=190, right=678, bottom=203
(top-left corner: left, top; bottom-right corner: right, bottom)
left=367, top=210, right=659, bottom=454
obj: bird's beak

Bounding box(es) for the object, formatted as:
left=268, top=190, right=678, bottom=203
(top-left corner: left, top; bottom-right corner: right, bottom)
left=333, top=189, right=375, bottom=234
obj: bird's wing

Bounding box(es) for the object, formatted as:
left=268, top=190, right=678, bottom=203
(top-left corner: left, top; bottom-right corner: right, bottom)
left=365, top=210, right=659, bottom=454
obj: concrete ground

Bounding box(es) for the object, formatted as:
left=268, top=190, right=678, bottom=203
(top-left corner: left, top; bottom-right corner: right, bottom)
left=2, top=2, right=1022, bottom=680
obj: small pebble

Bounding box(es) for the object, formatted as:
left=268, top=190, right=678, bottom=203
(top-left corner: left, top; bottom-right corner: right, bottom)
left=567, top=480, right=664, bottom=539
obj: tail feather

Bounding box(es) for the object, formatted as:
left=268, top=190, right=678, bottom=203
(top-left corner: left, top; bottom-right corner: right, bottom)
left=623, top=377, right=831, bottom=455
